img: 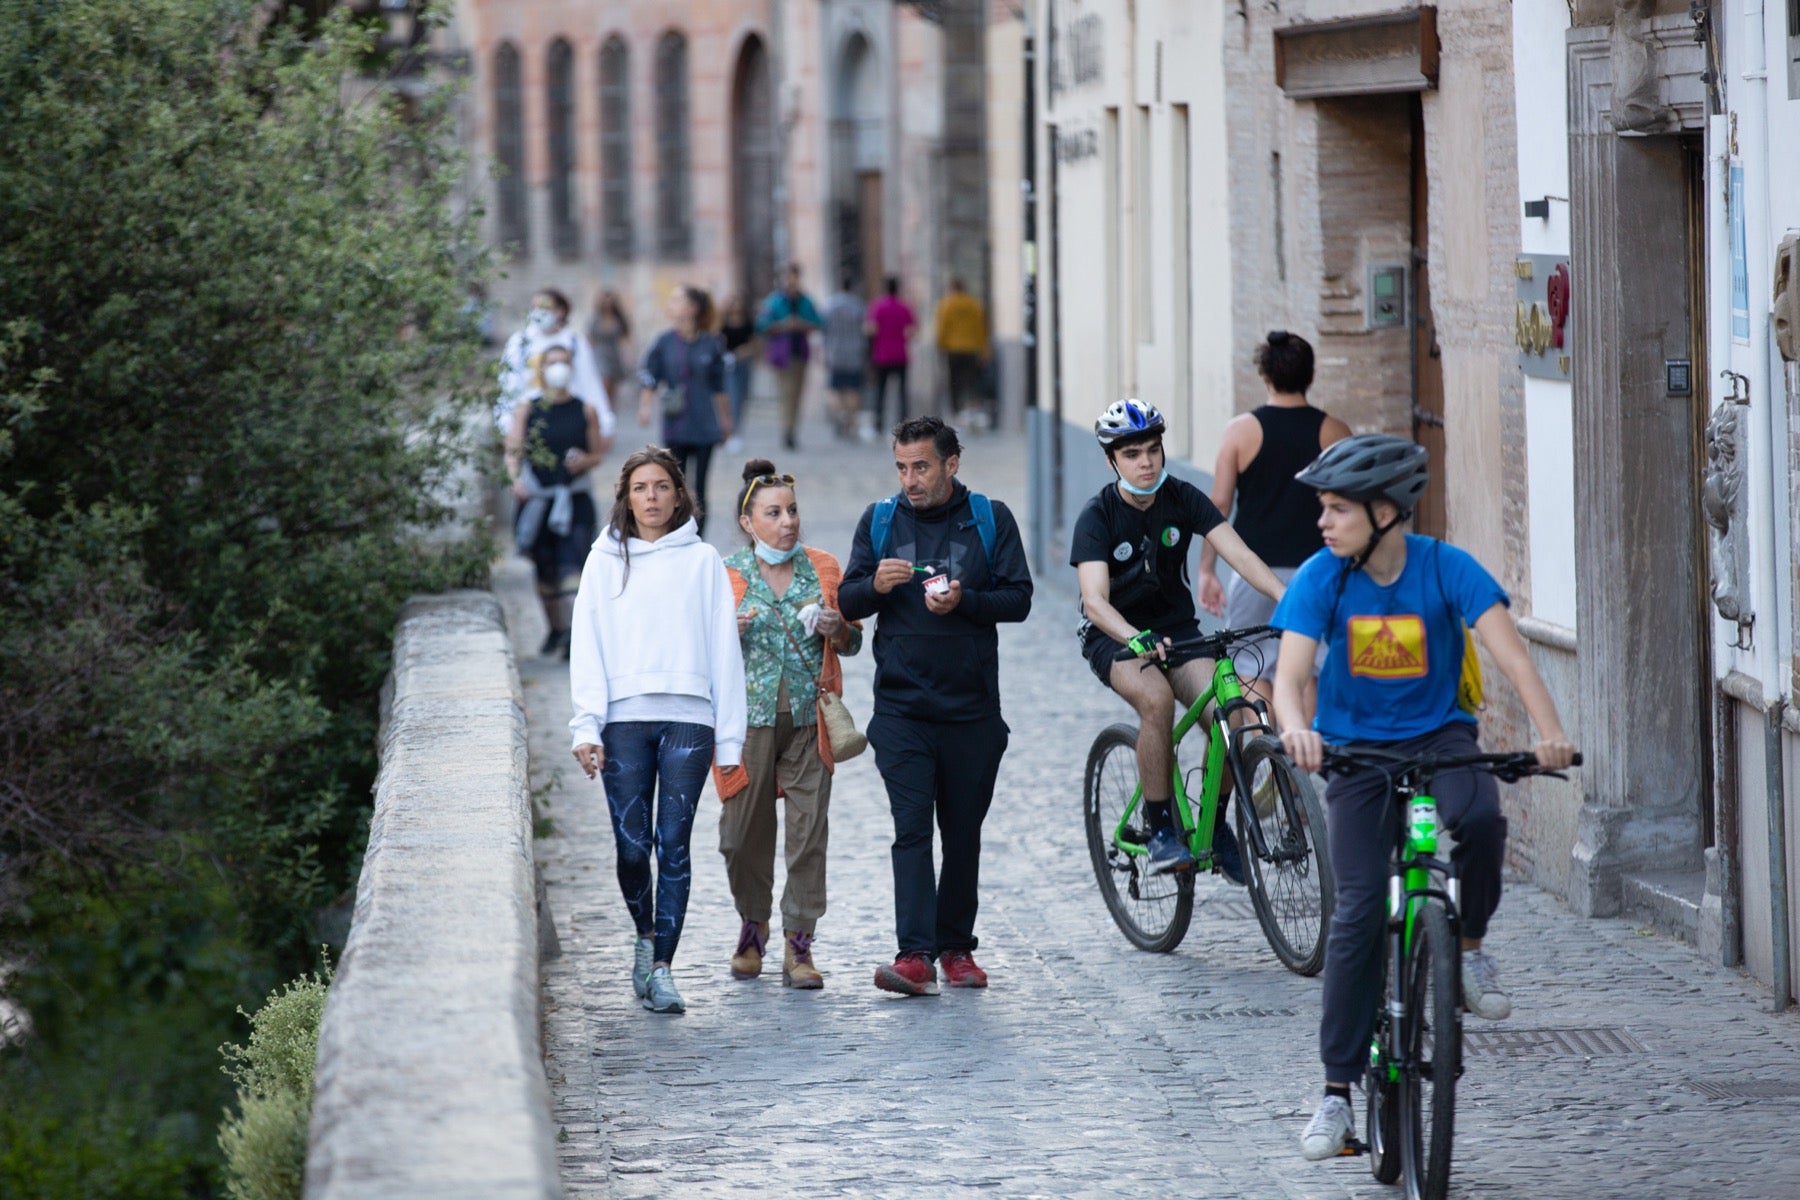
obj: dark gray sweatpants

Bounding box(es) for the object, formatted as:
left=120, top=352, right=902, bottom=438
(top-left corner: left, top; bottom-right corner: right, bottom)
left=1319, top=722, right=1506, bottom=1084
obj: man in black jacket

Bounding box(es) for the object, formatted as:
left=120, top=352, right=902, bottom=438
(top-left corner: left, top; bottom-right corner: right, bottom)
left=840, top=416, right=1033, bottom=995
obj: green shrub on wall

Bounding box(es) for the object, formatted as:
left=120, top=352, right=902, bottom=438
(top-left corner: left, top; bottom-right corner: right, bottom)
left=218, top=964, right=332, bottom=1200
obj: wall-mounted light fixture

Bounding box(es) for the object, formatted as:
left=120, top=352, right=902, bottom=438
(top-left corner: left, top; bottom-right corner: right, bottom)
left=1524, top=195, right=1569, bottom=221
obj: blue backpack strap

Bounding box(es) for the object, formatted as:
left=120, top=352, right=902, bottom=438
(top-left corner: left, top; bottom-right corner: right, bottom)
left=872, top=491, right=995, bottom=561
left=870, top=494, right=900, bottom=560
left=968, top=491, right=997, bottom=561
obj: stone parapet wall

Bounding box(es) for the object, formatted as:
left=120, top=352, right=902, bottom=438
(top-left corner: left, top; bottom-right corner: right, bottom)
left=306, top=591, right=558, bottom=1200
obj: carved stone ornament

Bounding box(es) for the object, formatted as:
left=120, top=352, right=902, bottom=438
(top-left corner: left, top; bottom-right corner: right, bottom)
left=1702, top=399, right=1751, bottom=626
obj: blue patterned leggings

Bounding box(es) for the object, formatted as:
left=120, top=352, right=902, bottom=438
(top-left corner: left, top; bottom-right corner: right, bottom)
left=599, top=721, right=715, bottom=964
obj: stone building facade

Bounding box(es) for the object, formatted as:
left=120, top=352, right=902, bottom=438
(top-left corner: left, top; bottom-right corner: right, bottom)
left=444, top=0, right=996, bottom=422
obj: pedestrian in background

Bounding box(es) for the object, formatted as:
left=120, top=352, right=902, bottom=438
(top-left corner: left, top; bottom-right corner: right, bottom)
left=864, top=275, right=915, bottom=441
left=839, top=416, right=1033, bottom=996
left=496, top=287, right=612, bottom=438
left=505, top=343, right=608, bottom=658
left=712, top=460, right=862, bottom=989
left=1197, top=331, right=1349, bottom=716
left=569, top=447, right=747, bottom=1015
left=638, top=285, right=732, bottom=535
left=719, top=294, right=758, bottom=453
left=822, top=271, right=868, bottom=440
left=756, top=262, right=823, bottom=451
left=934, top=278, right=990, bottom=430
left=587, top=288, right=634, bottom=419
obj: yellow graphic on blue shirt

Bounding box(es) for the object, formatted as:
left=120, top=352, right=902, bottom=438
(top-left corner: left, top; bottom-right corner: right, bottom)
left=1347, top=614, right=1428, bottom=679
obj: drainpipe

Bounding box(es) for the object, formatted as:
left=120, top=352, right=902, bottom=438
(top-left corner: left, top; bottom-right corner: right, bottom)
left=1739, top=0, right=1792, bottom=1009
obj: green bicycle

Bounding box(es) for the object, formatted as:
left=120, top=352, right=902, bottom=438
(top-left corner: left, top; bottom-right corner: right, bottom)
left=1082, top=623, right=1333, bottom=973
left=1322, top=745, right=1578, bottom=1200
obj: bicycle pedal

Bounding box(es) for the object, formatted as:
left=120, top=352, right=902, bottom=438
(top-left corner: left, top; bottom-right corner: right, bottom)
left=1338, top=1137, right=1369, bottom=1157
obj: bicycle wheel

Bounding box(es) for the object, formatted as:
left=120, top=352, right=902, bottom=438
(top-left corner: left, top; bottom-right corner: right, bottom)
left=1084, top=722, right=1193, bottom=953
left=1235, top=734, right=1334, bottom=975
left=1399, top=902, right=1459, bottom=1200
left=1365, top=951, right=1403, bottom=1184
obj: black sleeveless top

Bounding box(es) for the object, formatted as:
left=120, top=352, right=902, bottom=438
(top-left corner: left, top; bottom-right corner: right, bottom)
left=524, top=398, right=589, bottom=487
left=1232, top=405, right=1328, bottom=568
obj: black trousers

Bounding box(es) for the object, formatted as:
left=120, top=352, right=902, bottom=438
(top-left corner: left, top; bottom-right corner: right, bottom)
left=1318, top=722, right=1506, bottom=1083
left=867, top=712, right=1009, bottom=957
left=669, top=442, right=714, bottom=536
left=868, top=362, right=908, bottom=429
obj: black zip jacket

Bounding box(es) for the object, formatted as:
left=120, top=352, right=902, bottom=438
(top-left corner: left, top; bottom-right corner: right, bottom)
left=839, top=481, right=1034, bottom=721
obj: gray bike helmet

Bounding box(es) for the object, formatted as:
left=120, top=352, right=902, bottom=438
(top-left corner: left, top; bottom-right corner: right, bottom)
left=1294, top=434, right=1430, bottom=516
left=1094, top=398, right=1166, bottom=448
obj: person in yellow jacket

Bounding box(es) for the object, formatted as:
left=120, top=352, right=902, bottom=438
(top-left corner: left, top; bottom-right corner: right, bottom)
left=711, top=459, right=862, bottom=988
left=934, top=278, right=991, bottom=429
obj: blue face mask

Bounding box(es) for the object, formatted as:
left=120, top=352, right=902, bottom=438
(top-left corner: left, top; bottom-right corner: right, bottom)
left=754, top=537, right=801, bottom=565
left=1117, top=468, right=1168, bottom=497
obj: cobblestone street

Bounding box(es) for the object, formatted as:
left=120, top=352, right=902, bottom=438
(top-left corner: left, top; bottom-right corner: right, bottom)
left=503, top=406, right=1800, bottom=1199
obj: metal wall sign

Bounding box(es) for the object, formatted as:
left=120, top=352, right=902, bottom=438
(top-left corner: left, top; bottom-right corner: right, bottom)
left=1515, top=254, right=1573, bottom=380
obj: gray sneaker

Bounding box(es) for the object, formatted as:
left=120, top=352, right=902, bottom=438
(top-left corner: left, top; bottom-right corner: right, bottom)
left=631, top=936, right=655, bottom=999
left=1461, top=949, right=1512, bottom=1020
left=642, top=965, right=685, bottom=1014
left=1300, top=1093, right=1353, bottom=1161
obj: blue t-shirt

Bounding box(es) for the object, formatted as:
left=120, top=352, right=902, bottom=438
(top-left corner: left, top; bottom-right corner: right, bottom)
left=1271, top=535, right=1508, bottom=744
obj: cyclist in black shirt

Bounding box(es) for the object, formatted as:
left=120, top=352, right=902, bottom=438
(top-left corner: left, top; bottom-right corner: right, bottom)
left=1070, top=399, right=1288, bottom=877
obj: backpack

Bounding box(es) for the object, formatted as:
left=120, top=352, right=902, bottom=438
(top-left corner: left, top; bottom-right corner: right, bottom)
left=870, top=491, right=996, bottom=563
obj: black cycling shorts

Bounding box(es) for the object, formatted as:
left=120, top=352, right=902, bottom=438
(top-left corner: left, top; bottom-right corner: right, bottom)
left=1082, top=618, right=1207, bottom=689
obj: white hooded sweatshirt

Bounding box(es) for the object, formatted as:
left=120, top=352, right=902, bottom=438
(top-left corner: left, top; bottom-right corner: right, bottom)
left=567, top=519, right=747, bottom=766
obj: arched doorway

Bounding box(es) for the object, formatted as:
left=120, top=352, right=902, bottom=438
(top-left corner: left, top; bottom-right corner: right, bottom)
left=731, top=35, right=776, bottom=302
left=831, top=33, right=884, bottom=296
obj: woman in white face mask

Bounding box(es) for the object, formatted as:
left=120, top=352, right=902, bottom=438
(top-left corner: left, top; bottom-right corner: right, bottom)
left=506, top=344, right=605, bottom=656
left=709, top=460, right=861, bottom=988
left=494, top=287, right=617, bottom=442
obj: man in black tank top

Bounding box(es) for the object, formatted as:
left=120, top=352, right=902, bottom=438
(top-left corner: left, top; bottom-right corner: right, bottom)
left=1197, top=332, right=1349, bottom=714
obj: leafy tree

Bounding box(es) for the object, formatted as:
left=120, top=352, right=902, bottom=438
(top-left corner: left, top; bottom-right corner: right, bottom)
left=0, top=0, right=490, bottom=1189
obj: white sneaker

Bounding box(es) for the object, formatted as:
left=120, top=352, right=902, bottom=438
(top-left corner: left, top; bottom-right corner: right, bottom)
left=631, top=936, right=655, bottom=999
left=1300, top=1093, right=1353, bottom=1161
left=1461, top=949, right=1513, bottom=1020
left=642, top=964, right=685, bottom=1014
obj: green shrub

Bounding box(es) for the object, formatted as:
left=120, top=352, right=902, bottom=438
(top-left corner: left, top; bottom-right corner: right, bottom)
left=218, top=964, right=332, bottom=1200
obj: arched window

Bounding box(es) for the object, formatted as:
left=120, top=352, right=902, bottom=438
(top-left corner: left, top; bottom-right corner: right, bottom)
left=492, top=42, right=527, bottom=253
left=546, top=38, right=579, bottom=260
left=599, top=36, right=633, bottom=261
left=654, top=31, right=692, bottom=260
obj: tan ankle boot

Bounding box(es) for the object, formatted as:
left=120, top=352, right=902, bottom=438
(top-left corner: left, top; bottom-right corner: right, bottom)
left=730, top=919, right=769, bottom=979
left=782, top=930, right=823, bottom=989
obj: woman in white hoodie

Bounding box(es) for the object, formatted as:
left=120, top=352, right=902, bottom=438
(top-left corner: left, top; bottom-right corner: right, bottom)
left=570, top=446, right=748, bottom=1014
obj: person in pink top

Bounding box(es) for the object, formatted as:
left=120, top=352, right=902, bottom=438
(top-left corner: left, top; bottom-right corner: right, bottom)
left=862, top=275, right=916, bottom=441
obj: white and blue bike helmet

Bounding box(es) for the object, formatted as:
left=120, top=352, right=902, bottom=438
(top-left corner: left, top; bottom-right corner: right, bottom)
left=1094, top=398, right=1166, bottom=448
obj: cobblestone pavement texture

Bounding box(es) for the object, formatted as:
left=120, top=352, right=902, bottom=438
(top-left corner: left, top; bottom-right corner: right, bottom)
left=506, top=404, right=1800, bottom=1198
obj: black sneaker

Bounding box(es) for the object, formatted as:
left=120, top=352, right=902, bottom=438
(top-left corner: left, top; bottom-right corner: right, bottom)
left=539, top=629, right=560, bottom=656
left=1211, top=820, right=1245, bottom=886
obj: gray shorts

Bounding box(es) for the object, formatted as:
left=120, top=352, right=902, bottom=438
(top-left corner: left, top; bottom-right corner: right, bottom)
left=1224, top=567, right=1300, bottom=681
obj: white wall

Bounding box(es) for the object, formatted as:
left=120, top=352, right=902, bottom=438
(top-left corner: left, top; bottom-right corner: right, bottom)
left=1513, top=0, right=1577, bottom=630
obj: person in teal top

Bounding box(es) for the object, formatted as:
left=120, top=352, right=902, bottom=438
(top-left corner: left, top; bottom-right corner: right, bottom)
left=755, top=262, right=823, bottom=450
left=1270, top=434, right=1576, bottom=1162
left=714, top=459, right=861, bottom=989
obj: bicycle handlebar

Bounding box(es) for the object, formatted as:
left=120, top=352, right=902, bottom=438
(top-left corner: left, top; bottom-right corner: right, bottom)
left=1111, top=623, right=1277, bottom=663
left=1320, top=746, right=1582, bottom=784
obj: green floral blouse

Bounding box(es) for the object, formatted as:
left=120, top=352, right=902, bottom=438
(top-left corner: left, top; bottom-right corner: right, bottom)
left=727, top=546, right=863, bottom=728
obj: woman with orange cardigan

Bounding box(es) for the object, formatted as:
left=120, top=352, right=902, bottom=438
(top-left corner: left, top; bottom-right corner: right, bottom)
left=713, top=460, right=862, bottom=987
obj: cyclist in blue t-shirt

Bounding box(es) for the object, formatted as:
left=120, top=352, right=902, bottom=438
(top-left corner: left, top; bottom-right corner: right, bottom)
left=1269, top=434, right=1576, bottom=1162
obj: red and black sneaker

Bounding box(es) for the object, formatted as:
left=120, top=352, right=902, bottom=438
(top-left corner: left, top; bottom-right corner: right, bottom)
left=939, top=950, right=989, bottom=989
left=873, top=951, right=940, bottom=996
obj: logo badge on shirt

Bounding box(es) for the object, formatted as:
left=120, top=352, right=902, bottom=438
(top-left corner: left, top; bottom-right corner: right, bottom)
left=1348, top=615, right=1428, bottom=678
left=1160, top=525, right=1180, bottom=548
left=1113, top=541, right=1133, bottom=561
